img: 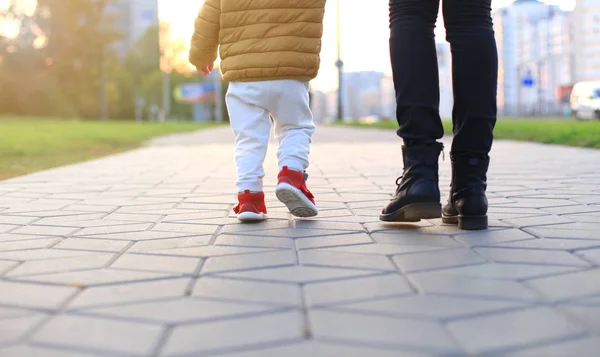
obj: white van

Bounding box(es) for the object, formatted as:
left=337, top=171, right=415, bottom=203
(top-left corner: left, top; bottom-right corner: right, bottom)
left=571, top=81, right=600, bottom=120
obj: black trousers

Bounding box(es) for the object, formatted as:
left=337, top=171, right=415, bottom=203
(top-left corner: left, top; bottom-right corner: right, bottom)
left=390, top=0, right=498, bottom=156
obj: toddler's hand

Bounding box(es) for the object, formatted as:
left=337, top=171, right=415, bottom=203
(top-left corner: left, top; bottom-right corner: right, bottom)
left=197, top=64, right=214, bottom=77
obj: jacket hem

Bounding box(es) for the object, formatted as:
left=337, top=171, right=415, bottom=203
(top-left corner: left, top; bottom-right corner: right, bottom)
left=223, top=75, right=315, bottom=83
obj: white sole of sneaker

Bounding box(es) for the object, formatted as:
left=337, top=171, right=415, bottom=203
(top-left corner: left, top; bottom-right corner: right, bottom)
left=237, top=211, right=267, bottom=222
left=275, top=183, right=318, bottom=218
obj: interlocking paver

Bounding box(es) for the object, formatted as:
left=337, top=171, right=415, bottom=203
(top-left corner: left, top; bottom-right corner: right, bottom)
left=558, top=305, right=600, bottom=332
left=0, top=215, right=36, bottom=225
left=305, top=274, right=413, bottom=306
left=393, top=248, right=486, bottom=273
left=310, top=309, right=460, bottom=353
left=509, top=336, right=600, bottom=356
left=202, top=250, right=295, bottom=274
left=192, top=277, right=301, bottom=306
left=0, top=314, right=47, bottom=344
left=17, top=268, right=179, bottom=286
left=215, top=265, right=378, bottom=284
left=0, top=307, right=37, bottom=320
left=0, top=224, right=19, bottom=233
left=76, top=223, right=152, bottom=236
left=475, top=247, right=591, bottom=267
left=10, top=225, right=78, bottom=236
left=68, top=278, right=191, bottom=309
left=410, top=273, right=539, bottom=301
left=127, top=235, right=212, bottom=252
left=215, top=234, right=294, bottom=249
left=2, top=126, right=600, bottom=355
left=295, top=232, right=373, bottom=249
left=0, top=280, right=77, bottom=309
left=420, top=262, right=582, bottom=280
left=503, top=214, right=576, bottom=228
left=0, top=259, right=18, bottom=274
left=299, top=250, right=396, bottom=271
left=238, top=227, right=360, bottom=238
left=218, top=342, right=416, bottom=357
left=53, top=238, right=131, bottom=252
left=6, top=253, right=115, bottom=277
left=337, top=294, right=528, bottom=321
left=526, top=227, right=600, bottom=240
left=79, top=297, right=281, bottom=324
left=0, top=238, right=61, bottom=252
left=160, top=311, right=304, bottom=356
left=151, top=245, right=274, bottom=258
left=453, top=228, right=536, bottom=247
left=446, top=307, right=586, bottom=355
left=525, top=269, right=600, bottom=302
left=493, top=238, right=600, bottom=251
left=316, top=242, right=448, bottom=255
left=32, top=315, right=163, bottom=356
left=0, top=345, right=104, bottom=357
left=0, top=248, right=97, bottom=261
left=371, top=231, right=461, bottom=247
left=577, top=248, right=600, bottom=264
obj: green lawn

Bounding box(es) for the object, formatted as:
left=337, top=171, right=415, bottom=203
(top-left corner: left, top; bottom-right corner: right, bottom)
left=336, top=118, right=600, bottom=149
left=0, top=118, right=217, bottom=180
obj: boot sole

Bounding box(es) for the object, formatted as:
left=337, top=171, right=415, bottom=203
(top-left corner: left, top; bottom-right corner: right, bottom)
left=442, top=214, right=488, bottom=230
left=275, top=183, right=318, bottom=218
left=380, top=202, right=441, bottom=222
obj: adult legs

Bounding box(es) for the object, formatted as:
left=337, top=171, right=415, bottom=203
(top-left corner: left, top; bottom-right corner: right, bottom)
left=443, top=0, right=497, bottom=156
left=389, top=0, right=444, bottom=144
left=441, top=0, right=498, bottom=230
left=381, top=0, right=445, bottom=222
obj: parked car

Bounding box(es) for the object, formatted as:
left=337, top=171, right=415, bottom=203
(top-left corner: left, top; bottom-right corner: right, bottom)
left=570, top=81, right=600, bottom=120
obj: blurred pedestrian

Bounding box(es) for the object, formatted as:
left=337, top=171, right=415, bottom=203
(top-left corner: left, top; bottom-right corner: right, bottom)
left=380, top=0, right=498, bottom=230
left=189, top=0, right=325, bottom=222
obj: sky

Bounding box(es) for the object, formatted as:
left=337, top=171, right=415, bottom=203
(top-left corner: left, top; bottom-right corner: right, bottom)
left=161, top=0, right=575, bottom=91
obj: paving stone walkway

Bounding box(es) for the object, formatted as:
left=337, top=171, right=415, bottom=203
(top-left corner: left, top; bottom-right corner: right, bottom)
left=1, top=125, right=600, bottom=357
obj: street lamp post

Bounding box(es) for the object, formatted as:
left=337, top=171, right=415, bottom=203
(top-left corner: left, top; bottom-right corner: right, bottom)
left=335, top=0, right=344, bottom=122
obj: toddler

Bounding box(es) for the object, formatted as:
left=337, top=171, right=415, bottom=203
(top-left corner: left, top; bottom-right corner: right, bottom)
left=189, top=0, right=326, bottom=222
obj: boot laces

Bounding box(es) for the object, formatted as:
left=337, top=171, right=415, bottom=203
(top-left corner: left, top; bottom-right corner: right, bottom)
left=395, top=175, right=404, bottom=186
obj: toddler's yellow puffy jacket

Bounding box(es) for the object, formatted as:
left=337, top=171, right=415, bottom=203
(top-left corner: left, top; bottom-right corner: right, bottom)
left=189, top=0, right=326, bottom=82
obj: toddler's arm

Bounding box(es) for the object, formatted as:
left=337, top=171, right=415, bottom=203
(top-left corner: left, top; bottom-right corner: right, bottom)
left=189, top=0, right=220, bottom=73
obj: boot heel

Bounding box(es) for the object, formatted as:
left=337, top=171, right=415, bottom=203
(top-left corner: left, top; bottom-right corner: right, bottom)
left=403, top=202, right=442, bottom=221
left=458, top=215, right=488, bottom=230
left=380, top=202, right=441, bottom=222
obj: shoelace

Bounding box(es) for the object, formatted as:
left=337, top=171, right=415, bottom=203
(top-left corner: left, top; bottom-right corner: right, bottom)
left=395, top=175, right=404, bottom=187
left=393, top=146, right=446, bottom=188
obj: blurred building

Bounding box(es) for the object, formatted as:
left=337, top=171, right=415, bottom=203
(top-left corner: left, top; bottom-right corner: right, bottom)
left=380, top=74, right=395, bottom=119
left=341, top=71, right=385, bottom=119
left=437, top=42, right=453, bottom=120
left=494, top=0, right=573, bottom=116
left=310, top=90, right=329, bottom=123
left=574, top=0, right=600, bottom=81
left=519, top=7, right=574, bottom=114
left=109, top=0, right=160, bottom=55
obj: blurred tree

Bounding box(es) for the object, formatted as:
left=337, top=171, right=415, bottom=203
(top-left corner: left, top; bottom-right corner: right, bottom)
left=0, top=1, right=224, bottom=121
left=108, top=23, right=199, bottom=121
left=0, top=0, right=121, bottom=118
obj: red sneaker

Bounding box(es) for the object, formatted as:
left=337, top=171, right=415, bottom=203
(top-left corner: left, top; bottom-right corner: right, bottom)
left=233, top=190, right=267, bottom=222
left=275, top=166, right=318, bottom=218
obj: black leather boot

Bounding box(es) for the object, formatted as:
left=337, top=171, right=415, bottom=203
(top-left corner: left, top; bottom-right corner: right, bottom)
left=442, top=154, right=490, bottom=230
left=380, top=143, right=443, bottom=222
